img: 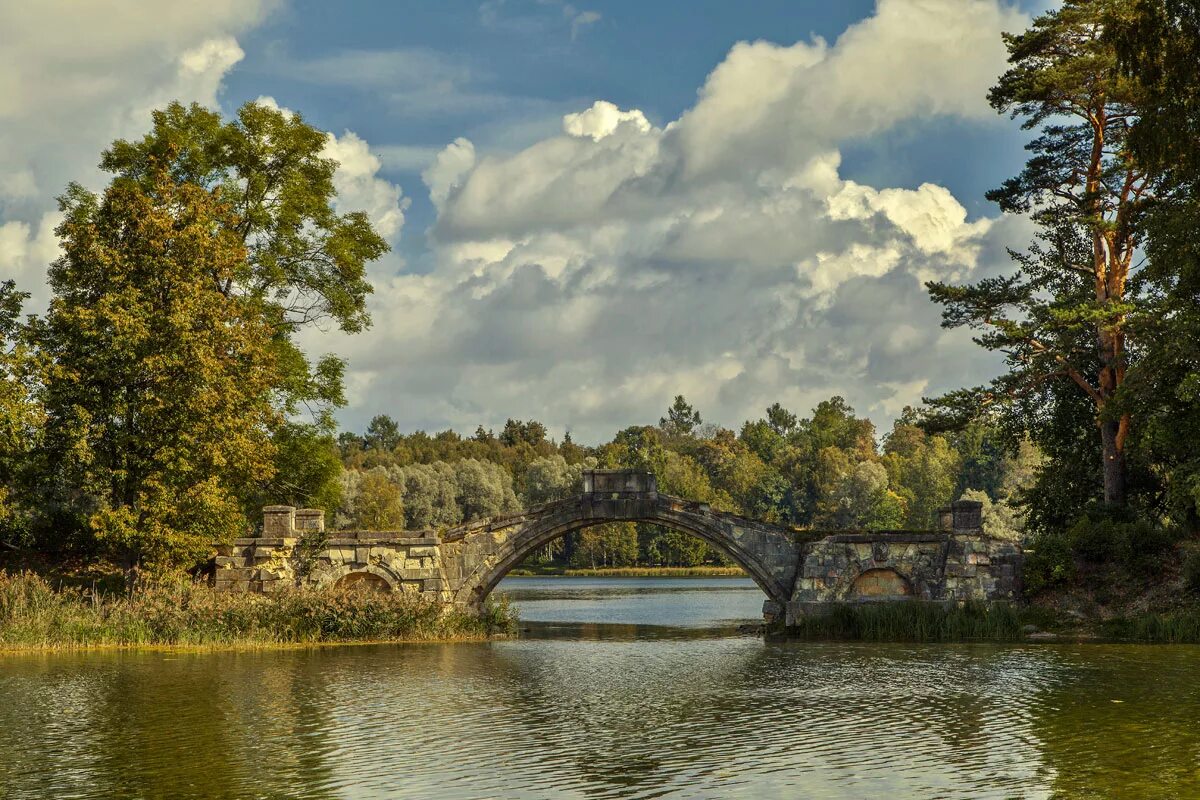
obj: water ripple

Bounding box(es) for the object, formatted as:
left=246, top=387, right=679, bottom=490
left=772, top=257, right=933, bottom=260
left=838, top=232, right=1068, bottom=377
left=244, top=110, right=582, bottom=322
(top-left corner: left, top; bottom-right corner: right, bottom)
left=1, top=583, right=1199, bottom=799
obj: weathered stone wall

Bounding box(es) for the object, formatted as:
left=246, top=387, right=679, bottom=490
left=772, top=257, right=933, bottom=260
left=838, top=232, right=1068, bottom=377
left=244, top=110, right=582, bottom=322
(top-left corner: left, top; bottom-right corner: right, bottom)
left=215, top=506, right=444, bottom=597
left=213, top=476, right=1022, bottom=624
left=783, top=505, right=1023, bottom=625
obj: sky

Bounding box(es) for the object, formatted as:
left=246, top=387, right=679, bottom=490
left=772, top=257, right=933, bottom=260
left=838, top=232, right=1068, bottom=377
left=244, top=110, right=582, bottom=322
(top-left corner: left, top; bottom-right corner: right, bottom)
left=0, top=0, right=1050, bottom=443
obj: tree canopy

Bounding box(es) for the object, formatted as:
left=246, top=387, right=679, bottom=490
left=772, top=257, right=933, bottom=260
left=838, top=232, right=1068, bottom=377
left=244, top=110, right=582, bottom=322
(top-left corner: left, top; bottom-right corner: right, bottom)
left=101, top=100, right=389, bottom=416
left=927, top=0, right=1154, bottom=508
left=33, top=166, right=281, bottom=578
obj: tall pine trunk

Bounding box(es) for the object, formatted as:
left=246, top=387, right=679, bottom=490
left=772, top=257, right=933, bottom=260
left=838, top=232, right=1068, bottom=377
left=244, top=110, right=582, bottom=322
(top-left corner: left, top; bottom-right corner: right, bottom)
left=1099, top=415, right=1127, bottom=507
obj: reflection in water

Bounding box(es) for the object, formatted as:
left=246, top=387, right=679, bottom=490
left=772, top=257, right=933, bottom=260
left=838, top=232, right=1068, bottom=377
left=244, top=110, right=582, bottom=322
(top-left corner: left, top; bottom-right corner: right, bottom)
left=0, top=579, right=1197, bottom=799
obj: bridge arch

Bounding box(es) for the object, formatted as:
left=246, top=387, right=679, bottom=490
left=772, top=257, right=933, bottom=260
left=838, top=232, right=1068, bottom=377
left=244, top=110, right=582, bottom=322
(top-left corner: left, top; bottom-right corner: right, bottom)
left=443, top=474, right=802, bottom=613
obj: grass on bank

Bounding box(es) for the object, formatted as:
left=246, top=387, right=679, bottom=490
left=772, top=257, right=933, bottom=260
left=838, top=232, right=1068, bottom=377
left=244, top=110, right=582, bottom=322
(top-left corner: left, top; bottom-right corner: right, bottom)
left=1099, top=609, right=1200, bottom=643
left=776, top=601, right=1053, bottom=643
left=0, top=572, right=515, bottom=652
left=777, top=600, right=1200, bottom=644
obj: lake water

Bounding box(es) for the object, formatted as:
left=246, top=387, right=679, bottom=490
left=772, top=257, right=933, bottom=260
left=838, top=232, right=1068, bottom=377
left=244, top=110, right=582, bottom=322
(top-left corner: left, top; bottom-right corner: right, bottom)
left=2, top=577, right=1199, bottom=799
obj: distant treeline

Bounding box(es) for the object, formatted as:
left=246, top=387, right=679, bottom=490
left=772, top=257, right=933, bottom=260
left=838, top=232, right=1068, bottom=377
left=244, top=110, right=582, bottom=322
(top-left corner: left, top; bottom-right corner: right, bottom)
left=331, top=397, right=1037, bottom=569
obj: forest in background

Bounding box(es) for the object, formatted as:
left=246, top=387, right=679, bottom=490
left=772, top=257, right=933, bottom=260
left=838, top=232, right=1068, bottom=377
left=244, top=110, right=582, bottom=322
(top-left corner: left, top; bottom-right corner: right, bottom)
left=331, top=398, right=1039, bottom=569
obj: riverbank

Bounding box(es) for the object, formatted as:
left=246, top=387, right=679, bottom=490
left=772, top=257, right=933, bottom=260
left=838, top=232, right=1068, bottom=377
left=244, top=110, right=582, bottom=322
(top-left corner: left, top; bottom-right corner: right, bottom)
left=773, top=599, right=1200, bottom=644
left=0, top=572, right=515, bottom=653
left=507, top=565, right=746, bottom=578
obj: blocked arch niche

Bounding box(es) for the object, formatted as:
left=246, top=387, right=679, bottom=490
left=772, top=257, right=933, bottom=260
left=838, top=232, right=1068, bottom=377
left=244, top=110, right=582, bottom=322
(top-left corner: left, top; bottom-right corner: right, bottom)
left=332, top=566, right=397, bottom=594
left=847, top=568, right=912, bottom=600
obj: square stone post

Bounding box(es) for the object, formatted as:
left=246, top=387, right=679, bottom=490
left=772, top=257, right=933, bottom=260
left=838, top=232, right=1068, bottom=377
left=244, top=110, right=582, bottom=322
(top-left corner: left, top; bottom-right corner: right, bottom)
left=950, top=500, right=983, bottom=533
left=937, top=506, right=954, bottom=532
left=295, top=508, right=325, bottom=533
left=263, top=506, right=296, bottom=538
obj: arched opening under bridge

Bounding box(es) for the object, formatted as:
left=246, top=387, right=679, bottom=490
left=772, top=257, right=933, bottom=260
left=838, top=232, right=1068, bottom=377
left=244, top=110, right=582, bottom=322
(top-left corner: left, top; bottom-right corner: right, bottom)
left=441, top=472, right=802, bottom=617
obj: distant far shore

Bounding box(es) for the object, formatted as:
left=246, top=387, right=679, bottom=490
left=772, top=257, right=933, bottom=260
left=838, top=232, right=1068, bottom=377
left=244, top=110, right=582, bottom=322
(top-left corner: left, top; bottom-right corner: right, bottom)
left=505, top=566, right=747, bottom=578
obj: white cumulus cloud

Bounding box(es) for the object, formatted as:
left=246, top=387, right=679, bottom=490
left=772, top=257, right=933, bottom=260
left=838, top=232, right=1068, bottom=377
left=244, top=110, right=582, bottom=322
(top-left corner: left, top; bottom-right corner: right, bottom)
left=319, top=0, right=1031, bottom=441
left=0, top=1, right=279, bottom=308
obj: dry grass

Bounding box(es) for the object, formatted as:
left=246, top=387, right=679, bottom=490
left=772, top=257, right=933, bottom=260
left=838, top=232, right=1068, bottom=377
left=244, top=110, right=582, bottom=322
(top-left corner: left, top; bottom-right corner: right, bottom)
left=0, top=571, right=513, bottom=652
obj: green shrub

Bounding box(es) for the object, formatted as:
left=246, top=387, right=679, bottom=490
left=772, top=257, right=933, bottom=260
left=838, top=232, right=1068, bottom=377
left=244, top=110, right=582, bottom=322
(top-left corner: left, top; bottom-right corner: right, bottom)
left=1065, top=515, right=1180, bottom=577
left=1068, top=516, right=1132, bottom=564
left=1126, top=523, right=1180, bottom=577
left=1023, top=530, right=1075, bottom=594
left=1182, top=544, right=1200, bottom=593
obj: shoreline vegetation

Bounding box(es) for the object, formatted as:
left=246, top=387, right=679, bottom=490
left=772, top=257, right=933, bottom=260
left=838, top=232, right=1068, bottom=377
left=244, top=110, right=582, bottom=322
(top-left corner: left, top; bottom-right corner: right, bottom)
left=5, top=569, right=1200, bottom=652
left=773, top=600, right=1200, bottom=645
left=0, top=572, right=514, bottom=654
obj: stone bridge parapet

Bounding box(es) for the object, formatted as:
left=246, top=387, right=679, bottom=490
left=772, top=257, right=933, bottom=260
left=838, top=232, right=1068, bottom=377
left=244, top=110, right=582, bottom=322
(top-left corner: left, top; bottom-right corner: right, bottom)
left=213, top=473, right=1022, bottom=624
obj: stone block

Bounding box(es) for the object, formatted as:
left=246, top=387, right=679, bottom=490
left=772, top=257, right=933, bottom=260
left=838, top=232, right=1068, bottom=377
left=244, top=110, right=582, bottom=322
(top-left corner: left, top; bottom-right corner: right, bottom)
left=262, top=506, right=295, bottom=538
left=294, top=508, right=325, bottom=532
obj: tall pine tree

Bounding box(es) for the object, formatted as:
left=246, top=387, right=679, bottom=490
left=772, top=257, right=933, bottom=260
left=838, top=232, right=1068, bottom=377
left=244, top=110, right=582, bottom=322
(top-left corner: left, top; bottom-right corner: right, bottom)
left=927, top=0, right=1151, bottom=509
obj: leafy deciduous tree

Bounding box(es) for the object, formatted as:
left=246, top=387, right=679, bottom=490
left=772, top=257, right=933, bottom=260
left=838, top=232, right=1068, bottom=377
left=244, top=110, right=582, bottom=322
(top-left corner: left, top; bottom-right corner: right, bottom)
left=36, top=166, right=280, bottom=579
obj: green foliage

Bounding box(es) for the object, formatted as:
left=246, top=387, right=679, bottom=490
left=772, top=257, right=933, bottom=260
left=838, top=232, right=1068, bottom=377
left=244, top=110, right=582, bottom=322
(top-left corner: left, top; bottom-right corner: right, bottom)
left=364, top=415, right=401, bottom=452
left=100, top=102, right=391, bottom=511
left=1110, top=0, right=1200, bottom=528
left=521, top=454, right=594, bottom=506
left=779, top=601, right=1027, bottom=642
left=927, top=0, right=1152, bottom=510
left=1182, top=543, right=1200, bottom=594
left=499, top=419, right=548, bottom=448
left=884, top=414, right=961, bottom=528
left=253, top=422, right=343, bottom=515
left=353, top=469, right=404, bottom=530
left=396, top=462, right=461, bottom=530
left=814, top=460, right=907, bottom=530
left=453, top=458, right=519, bottom=521
left=960, top=489, right=1025, bottom=542
left=34, top=166, right=280, bottom=578
left=1068, top=515, right=1180, bottom=577
left=571, top=522, right=638, bottom=569
left=101, top=101, right=387, bottom=337
left=602, top=425, right=669, bottom=474
left=1022, top=530, right=1077, bottom=595
left=0, top=281, right=40, bottom=541
left=660, top=395, right=701, bottom=436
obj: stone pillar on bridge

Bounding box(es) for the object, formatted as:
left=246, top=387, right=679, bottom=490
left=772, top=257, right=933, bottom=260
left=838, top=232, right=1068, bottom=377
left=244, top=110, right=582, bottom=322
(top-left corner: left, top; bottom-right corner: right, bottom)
left=581, top=469, right=657, bottom=496
left=295, top=508, right=325, bottom=533
left=937, top=500, right=983, bottom=534
left=262, top=505, right=296, bottom=538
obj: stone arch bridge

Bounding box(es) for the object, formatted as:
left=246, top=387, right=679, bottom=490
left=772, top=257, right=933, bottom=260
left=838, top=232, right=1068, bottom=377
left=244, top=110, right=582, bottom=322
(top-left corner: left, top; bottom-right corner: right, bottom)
left=214, top=470, right=1022, bottom=625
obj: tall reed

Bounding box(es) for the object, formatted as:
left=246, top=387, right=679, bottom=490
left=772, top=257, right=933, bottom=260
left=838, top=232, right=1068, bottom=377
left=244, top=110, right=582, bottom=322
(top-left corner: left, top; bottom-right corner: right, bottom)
left=0, top=572, right=514, bottom=651
left=778, top=601, right=1028, bottom=642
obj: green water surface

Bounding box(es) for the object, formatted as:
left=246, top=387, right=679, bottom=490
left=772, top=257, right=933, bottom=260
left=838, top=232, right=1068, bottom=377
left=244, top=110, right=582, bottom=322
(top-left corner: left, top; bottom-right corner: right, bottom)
left=1, top=577, right=1197, bottom=799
